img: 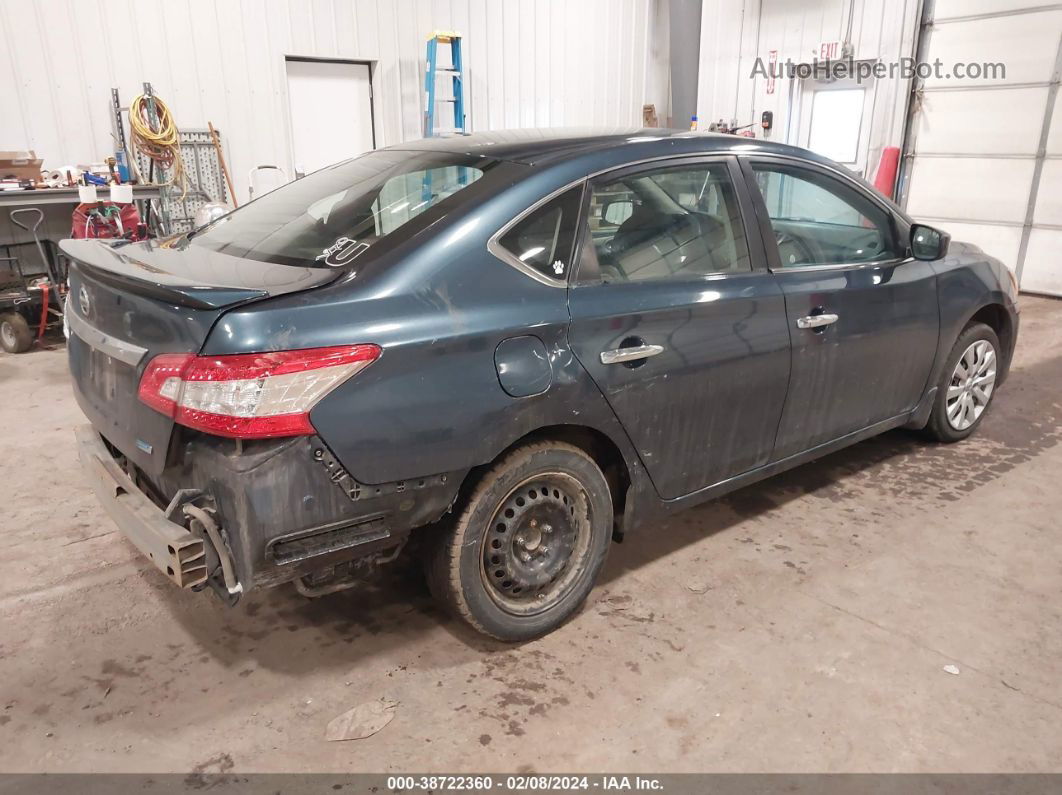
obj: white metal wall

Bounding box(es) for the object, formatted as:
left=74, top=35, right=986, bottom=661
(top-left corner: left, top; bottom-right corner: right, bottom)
left=696, top=0, right=920, bottom=177
left=0, top=0, right=652, bottom=203
left=901, top=0, right=1062, bottom=296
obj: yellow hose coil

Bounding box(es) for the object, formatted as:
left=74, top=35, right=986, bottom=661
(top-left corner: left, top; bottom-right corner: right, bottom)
left=129, top=93, right=188, bottom=200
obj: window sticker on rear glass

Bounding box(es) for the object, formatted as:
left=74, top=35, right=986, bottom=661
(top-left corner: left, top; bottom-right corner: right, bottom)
left=317, top=236, right=370, bottom=268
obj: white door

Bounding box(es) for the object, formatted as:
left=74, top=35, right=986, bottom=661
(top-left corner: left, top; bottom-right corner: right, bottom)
left=901, top=2, right=1062, bottom=295
left=285, top=59, right=374, bottom=178
left=796, top=74, right=876, bottom=177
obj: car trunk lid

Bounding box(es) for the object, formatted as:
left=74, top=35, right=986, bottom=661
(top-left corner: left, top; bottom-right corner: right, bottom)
left=61, top=238, right=340, bottom=476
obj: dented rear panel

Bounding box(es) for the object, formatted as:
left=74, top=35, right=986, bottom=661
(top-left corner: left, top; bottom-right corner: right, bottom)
left=62, top=237, right=340, bottom=475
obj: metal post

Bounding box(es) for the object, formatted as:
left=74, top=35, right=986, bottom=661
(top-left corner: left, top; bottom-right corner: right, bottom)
left=895, top=0, right=934, bottom=210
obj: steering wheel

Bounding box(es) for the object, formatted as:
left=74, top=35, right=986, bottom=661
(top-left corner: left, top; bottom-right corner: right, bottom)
left=775, top=231, right=815, bottom=267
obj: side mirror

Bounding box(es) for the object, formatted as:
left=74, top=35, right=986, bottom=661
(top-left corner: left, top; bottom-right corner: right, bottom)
left=602, top=200, right=634, bottom=226
left=910, top=223, right=950, bottom=261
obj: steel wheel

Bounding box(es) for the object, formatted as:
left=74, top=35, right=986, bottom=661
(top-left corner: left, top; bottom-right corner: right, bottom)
left=425, top=441, right=613, bottom=641
left=480, top=472, right=592, bottom=617
left=946, top=339, right=997, bottom=431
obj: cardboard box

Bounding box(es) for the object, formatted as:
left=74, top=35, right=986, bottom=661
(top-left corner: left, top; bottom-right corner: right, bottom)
left=0, top=151, right=44, bottom=181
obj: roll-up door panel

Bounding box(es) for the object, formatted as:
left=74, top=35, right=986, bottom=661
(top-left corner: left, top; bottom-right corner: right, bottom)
left=902, top=4, right=1062, bottom=294
left=935, top=222, right=1023, bottom=271
left=906, top=157, right=1035, bottom=223
left=1032, top=160, right=1062, bottom=226
left=1022, top=229, right=1062, bottom=295
left=922, top=12, right=1062, bottom=88
left=911, top=88, right=1046, bottom=155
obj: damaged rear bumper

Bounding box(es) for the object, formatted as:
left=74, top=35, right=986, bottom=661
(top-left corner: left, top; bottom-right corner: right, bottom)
left=76, top=423, right=467, bottom=598
left=76, top=424, right=215, bottom=590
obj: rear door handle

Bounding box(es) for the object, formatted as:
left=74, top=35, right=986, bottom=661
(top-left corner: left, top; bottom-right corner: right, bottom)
left=600, top=344, right=664, bottom=365
left=796, top=313, right=839, bottom=330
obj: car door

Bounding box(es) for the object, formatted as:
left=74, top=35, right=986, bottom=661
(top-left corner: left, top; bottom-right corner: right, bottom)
left=566, top=156, right=791, bottom=500
left=740, top=156, right=940, bottom=460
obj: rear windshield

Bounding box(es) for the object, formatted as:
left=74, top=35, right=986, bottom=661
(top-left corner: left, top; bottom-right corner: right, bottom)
left=189, top=150, right=497, bottom=268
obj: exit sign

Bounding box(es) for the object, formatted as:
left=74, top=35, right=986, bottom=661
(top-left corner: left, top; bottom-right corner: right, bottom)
left=819, top=40, right=843, bottom=61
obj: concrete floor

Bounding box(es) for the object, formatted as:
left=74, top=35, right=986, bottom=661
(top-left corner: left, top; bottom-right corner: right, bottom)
left=0, top=297, right=1060, bottom=774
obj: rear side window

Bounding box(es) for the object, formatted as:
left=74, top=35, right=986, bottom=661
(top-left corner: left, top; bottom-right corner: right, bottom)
left=587, top=162, right=751, bottom=282
left=189, top=150, right=497, bottom=268
left=496, top=186, right=583, bottom=282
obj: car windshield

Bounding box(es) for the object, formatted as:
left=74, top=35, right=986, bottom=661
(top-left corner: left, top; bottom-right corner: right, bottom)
left=189, top=150, right=496, bottom=268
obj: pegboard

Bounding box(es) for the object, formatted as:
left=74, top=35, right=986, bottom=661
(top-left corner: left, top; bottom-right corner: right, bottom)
left=134, top=128, right=230, bottom=235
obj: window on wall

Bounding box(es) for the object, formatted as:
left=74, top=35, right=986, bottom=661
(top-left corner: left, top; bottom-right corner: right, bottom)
left=752, top=164, right=901, bottom=267
left=496, top=187, right=584, bottom=281
left=807, top=88, right=865, bottom=165
left=586, top=162, right=750, bottom=282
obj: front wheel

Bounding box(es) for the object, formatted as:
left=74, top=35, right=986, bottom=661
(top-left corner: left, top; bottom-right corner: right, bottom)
left=924, top=322, right=1001, bottom=442
left=424, top=442, right=613, bottom=641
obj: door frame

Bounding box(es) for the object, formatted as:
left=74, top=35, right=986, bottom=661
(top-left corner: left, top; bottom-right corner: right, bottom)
left=565, top=152, right=792, bottom=498
left=736, top=152, right=913, bottom=273
left=282, top=56, right=379, bottom=177
left=569, top=153, right=772, bottom=286
left=735, top=151, right=938, bottom=459
left=788, top=62, right=880, bottom=178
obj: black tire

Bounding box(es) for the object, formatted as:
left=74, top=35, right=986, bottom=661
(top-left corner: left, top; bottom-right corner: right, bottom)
left=0, top=312, right=32, bottom=354
left=425, top=442, right=613, bottom=641
left=924, top=322, right=1001, bottom=443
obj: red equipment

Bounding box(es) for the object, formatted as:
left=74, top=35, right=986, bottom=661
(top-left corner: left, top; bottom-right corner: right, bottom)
left=71, top=201, right=145, bottom=240
left=873, top=146, right=901, bottom=200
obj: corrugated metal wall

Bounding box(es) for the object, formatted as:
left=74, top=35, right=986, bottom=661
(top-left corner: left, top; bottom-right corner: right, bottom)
left=0, top=0, right=652, bottom=202
left=696, top=0, right=919, bottom=177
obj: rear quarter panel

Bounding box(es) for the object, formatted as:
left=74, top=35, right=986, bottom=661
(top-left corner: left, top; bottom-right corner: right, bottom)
left=202, top=175, right=645, bottom=491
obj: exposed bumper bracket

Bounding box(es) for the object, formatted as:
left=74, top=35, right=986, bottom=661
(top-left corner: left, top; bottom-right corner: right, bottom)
left=76, top=425, right=210, bottom=589
left=184, top=503, right=242, bottom=595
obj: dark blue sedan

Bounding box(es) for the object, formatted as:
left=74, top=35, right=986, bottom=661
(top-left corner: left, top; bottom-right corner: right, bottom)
left=63, top=129, right=1019, bottom=640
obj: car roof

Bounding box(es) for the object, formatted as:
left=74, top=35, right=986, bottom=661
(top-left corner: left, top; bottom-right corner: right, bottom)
left=385, top=127, right=816, bottom=166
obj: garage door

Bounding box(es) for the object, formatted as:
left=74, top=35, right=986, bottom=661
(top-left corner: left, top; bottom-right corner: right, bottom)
left=901, top=1, right=1062, bottom=296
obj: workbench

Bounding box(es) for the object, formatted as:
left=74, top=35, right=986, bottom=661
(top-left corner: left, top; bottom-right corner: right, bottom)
left=0, top=184, right=160, bottom=207
left=0, top=185, right=162, bottom=276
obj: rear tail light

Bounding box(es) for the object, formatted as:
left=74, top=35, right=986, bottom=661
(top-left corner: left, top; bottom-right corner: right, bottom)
left=137, top=344, right=380, bottom=439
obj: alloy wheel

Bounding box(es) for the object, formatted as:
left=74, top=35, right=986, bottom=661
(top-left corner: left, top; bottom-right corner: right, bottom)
left=946, top=339, right=997, bottom=431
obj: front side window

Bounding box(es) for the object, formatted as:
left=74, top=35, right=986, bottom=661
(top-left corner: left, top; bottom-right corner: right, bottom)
left=496, top=187, right=583, bottom=281
left=751, top=164, right=901, bottom=267
left=587, top=162, right=751, bottom=283
left=190, top=150, right=494, bottom=268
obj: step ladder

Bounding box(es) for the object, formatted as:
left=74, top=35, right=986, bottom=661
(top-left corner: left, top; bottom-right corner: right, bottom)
left=423, top=31, right=466, bottom=137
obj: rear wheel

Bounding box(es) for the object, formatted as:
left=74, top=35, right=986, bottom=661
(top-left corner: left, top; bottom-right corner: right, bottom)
left=425, top=442, right=613, bottom=641
left=925, top=322, right=1000, bottom=442
left=0, top=313, right=32, bottom=354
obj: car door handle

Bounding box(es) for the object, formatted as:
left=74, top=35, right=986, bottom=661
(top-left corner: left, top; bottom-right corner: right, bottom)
left=600, top=344, right=664, bottom=365
left=796, top=313, right=839, bottom=330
